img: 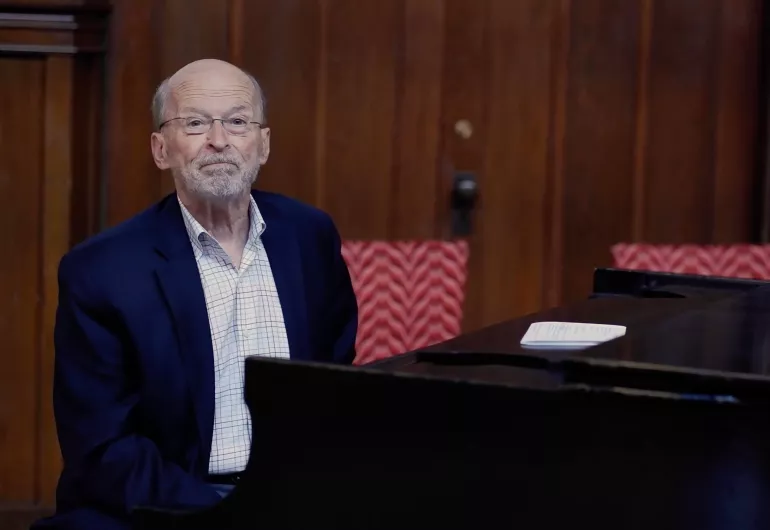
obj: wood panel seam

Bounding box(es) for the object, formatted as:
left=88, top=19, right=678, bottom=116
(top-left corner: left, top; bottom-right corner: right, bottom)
left=34, top=57, right=47, bottom=506
left=631, top=0, right=653, bottom=242
left=227, top=0, right=243, bottom=66
left=544, top=0, right=570, bottom=308
left=313, top=0, right=328, bottom=211
left=387, top=0, right=406, bottom=240
left=710, top=0, right=725, bottom=242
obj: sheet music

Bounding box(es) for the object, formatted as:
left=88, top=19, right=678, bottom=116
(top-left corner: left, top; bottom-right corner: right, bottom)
left=520, top=321, right=626, bottom=349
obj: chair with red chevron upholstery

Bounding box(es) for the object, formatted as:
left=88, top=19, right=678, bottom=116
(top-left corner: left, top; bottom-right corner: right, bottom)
left=611, top=243, right=770, bottom=279
left=341, top=240, right=470, bottom=365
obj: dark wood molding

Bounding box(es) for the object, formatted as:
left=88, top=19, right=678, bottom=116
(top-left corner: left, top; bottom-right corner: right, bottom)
left=0, top=0, right=110, bottom=12
left=0, top=10, right=107, bottom=53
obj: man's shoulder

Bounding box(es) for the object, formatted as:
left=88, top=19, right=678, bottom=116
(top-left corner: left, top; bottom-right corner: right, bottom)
left=60, top=197, right=169, bottom=277
left=253, top=190, right=334, bottom=228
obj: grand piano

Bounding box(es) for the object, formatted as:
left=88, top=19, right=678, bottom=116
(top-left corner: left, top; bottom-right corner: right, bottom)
left=133, top=268, right=770, bottom=529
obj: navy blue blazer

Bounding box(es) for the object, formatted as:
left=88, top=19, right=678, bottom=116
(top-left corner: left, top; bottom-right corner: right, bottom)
left=32, top=191, right=358, bottom=530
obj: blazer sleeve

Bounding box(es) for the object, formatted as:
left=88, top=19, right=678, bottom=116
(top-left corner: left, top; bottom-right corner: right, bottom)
left=323, top=215, right=358, bottom=365
left=53, top=254, right=222, bottom=515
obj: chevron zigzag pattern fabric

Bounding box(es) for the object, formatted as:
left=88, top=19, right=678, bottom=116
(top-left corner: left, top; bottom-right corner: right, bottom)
left=341, top=240, right=469, bottom=365
left=611, top=243, right=770, bottom=279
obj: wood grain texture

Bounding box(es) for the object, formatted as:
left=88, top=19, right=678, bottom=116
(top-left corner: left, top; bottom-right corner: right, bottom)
left=712, top=0, right=759, bottom=243
left=543, top=0, right=571, bottom=309
left=0, top=56, right=45, bottom=503
left=631, top=0, right=653, bottom=241
left=560, top=0, right=641, bottom=302
left=322, top=0, right=399, bottom=238
left=391, top=0, right=444, bottom=239
left=643, top=0, right=721, bottom=243
left=238, top=0, right=323, bottom=206
left=0, top=0, right=107, bottom=509
left=468, top=0, right=555, bottom=325
left=103, top=0, right=159, bottom=225
left=39, top=55, right=73, bottom=505
left=70, top=55, right=104, bottom=243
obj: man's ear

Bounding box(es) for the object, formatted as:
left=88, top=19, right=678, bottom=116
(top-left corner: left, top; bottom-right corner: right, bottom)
left=258, top=127, right=270, bottom=165
left=151, top=132, right=171, bottom=170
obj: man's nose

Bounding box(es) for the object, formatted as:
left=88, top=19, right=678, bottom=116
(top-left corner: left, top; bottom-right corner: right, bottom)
left=206, top=120, right=230, bottom=150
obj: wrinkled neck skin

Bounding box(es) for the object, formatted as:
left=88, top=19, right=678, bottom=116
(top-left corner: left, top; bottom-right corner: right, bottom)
left=178, top=186, right=251, bottom=245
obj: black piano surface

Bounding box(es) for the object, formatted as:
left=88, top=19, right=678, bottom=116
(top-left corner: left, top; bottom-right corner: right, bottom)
left=133, top=268, right=770, bottom=530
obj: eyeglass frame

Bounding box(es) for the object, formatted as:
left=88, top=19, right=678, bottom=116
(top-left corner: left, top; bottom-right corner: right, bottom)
left=157, top=116, right=266, bottom=135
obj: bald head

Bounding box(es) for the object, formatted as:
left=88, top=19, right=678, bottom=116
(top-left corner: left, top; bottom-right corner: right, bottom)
left=151, top=59, right=266, bottom=129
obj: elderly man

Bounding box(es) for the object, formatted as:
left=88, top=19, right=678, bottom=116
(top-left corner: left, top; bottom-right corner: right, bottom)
left=32, top=59, right=358, bottom=530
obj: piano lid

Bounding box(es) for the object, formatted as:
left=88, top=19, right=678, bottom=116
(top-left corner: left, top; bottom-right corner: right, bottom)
left=370, top=269, right=770, bottom=404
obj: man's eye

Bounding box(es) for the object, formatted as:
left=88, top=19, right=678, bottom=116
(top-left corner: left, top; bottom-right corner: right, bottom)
left=188, top=119, right=204, bottom=127
left=231, top=118, right=246, bottom=126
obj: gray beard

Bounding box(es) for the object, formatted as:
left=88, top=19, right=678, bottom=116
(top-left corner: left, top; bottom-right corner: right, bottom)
left=180, top=164, right=259, bottom=201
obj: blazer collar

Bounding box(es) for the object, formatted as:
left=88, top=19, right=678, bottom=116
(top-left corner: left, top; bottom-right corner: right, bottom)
left=152, top=195, right=215, bottom=469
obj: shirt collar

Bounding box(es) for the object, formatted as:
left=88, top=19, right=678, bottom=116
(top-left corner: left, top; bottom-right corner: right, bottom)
left=178, top=195, right=266, bottom=256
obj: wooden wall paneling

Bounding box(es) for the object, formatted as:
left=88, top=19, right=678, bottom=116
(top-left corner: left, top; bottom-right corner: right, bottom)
left=440, top=0, right=489, bottom=332
left=321, top=0, right=400, bottom=239
left=391, top=0, right=444, bottom=239
left=238, top=0, right=323, bottom=207
left=159, top=0, right=229, bottom=72
left=70, top=55, right=104, bottom=243
left=560, top=0, right=641, bottom=303
left=40, top=54, right=74, bottom=505
left=104, top=0, right=160, bottom=226
left=760, top=0, right=770, bottom=243
left=477, top=0, right=554, bottom=324
left=227, top=0, right=243, bottom=64
left=543, top=0, right=570, bottom=309
left=0, top=0, right=108, bottom=514
left=712, top=0, right=760, bottom=242
left=642, top=0, right=721, bottom=243
left=0, top=56, right=45, bottom=504
left=631, top=0, right=653, bottom=243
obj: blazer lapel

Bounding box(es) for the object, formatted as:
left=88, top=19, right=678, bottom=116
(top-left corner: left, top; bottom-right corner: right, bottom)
left=257, top=192, right=310, bottom=361
left=152, top=196, right=215, bottom=465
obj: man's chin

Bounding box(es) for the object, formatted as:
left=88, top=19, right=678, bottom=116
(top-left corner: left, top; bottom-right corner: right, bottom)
left=181, top=169, right=258, bottom=202
left=192, top=184, right=251, bottom=202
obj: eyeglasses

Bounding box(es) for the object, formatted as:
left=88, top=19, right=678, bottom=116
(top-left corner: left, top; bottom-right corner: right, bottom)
left=159, top=116, right=265, bottom=136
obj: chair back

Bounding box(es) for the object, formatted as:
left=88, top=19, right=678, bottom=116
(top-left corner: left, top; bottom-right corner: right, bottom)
left=611, top=243, right=770, bottom=279
left=342, top=240, right=469, bottom=365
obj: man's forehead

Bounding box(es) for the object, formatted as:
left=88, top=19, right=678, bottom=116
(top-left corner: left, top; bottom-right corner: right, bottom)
left=161, top=60, right=263, bottom=119
left=167, top=83, right=258, bottom=115
left=169, top=59, right=250, bottom=87
left=175, top=101, right=256, bottom=115
left=178, top=103, right=251, bottom=112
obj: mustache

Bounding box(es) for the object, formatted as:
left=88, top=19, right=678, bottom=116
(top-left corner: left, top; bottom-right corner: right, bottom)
left=195, top=154, right=240, bottom=169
